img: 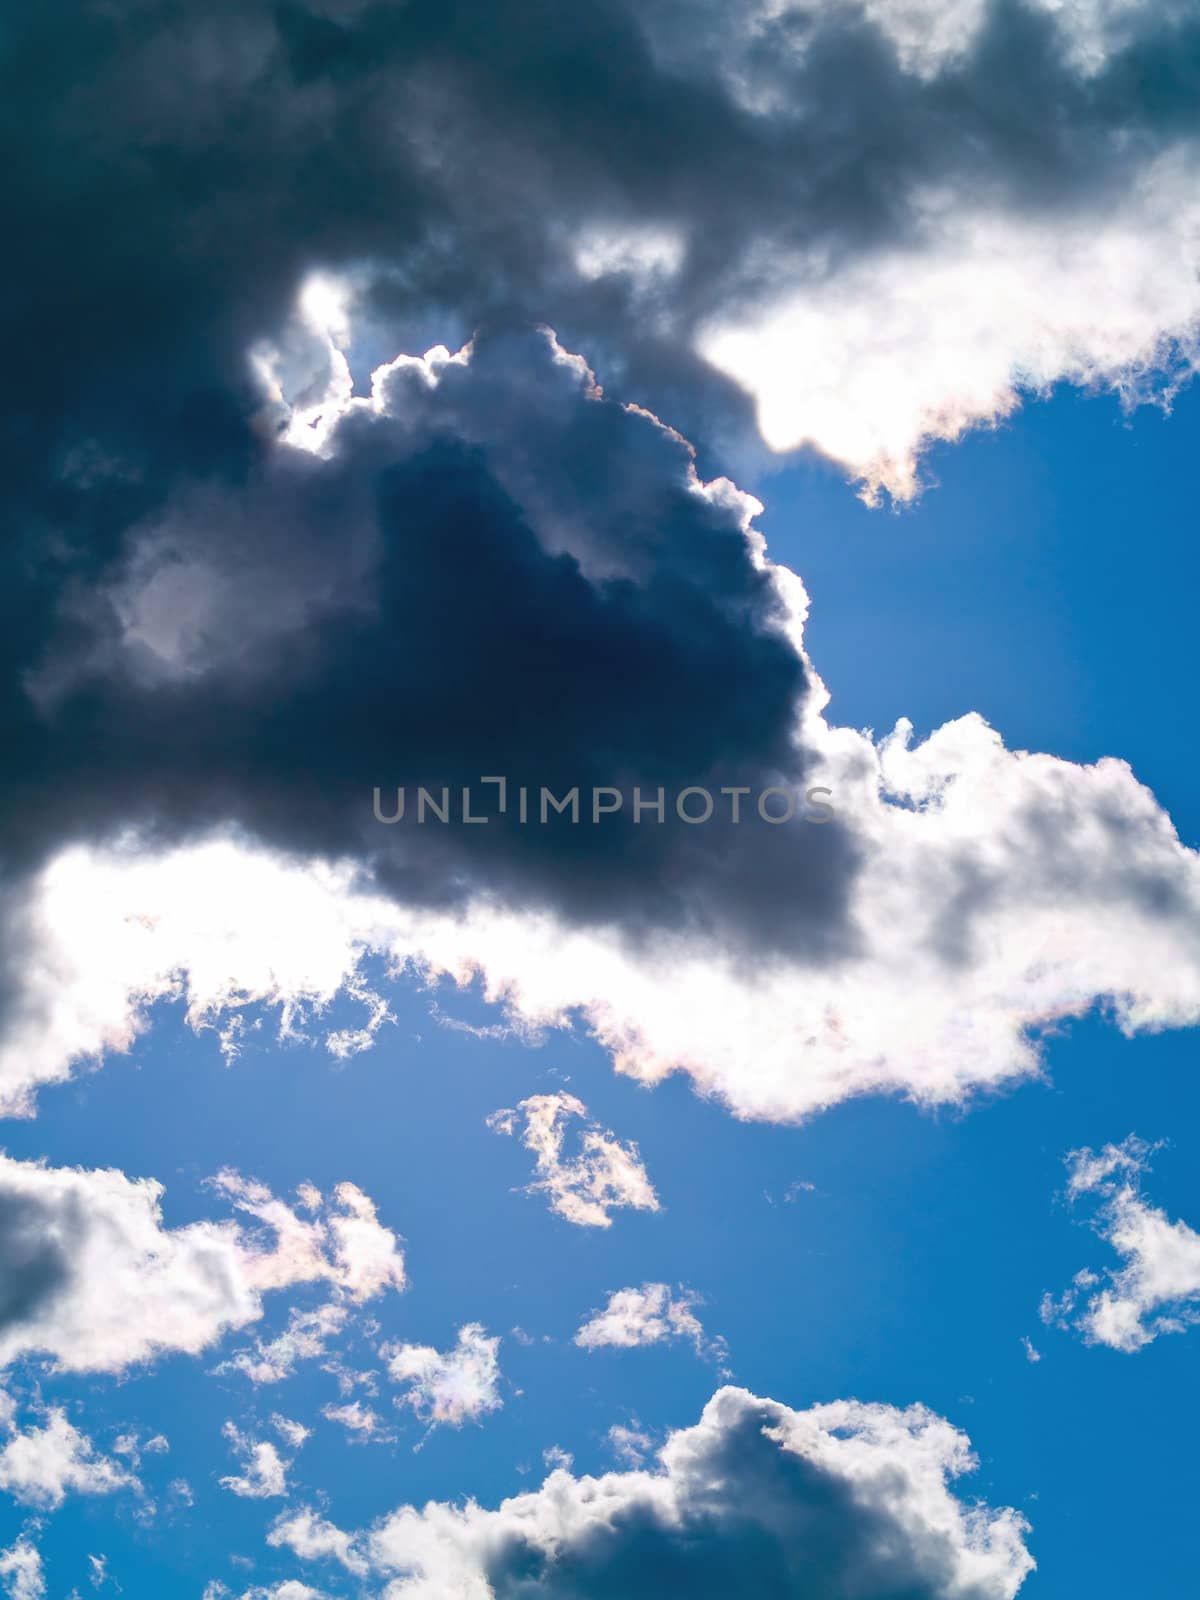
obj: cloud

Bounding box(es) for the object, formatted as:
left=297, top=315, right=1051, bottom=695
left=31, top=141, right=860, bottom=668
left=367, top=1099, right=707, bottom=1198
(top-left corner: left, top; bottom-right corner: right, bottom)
left=0, top=1155, right=402, bottom=1375
left=574, top=1284, right=722, bottom=1361
left=382, top=1323, right=502, bottom=1431
left=215, top=1305, right=351, bottom=1387
left=0, top=1538, right=43, bottom=1600
left=283, top=1386, right=1034, bottom=1597
left=271, top=1416, right=311, bottom=1451
left=219, top=1422, right=291, bottom=1500
left=606, top=1422, right=655, bottom=1467
left=0, top=1410, right=137, bottom=1510
left=1042, top=1136, right=1200, bottom=1351
left=206, top=1172, right=405, bottom=1302
left=111, top=1431, right=170, bottom=1469
left=698, top=141, right=1200, bottom=500
left=1, top=331, right=1198, bottom=1131
left=321, top=1401, right=385, bottom=1440
left=206, top=1585, right=327, bottom=1600
left=268, top=1510, right=369, bottom=1580
left=488, top=1094, right=660, bottom=1228
left=7, top=0, right=1200, bottom=566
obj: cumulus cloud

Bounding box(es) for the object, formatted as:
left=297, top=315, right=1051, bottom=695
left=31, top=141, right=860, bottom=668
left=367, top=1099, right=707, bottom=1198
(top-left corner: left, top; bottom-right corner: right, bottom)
left=488, top=1094, right=660, bottom=1228
left=281, top=1386, right=1034, bottom=1598
left=0, top=1155, right=402, bottom=1375
left=1042, top=1136, right=1200, bottom=1351
left=382, top=1324, right=502, bottom=1431
left=0, top=1537, right=43, bottom=1600
left=0, top=1410, right=137, bottom=1510
left=1, top=328, right=1198, bottom=1132
left=574, top=1283, right=722, bottom=1361
left=219, top=1422, right=291, bottom=1500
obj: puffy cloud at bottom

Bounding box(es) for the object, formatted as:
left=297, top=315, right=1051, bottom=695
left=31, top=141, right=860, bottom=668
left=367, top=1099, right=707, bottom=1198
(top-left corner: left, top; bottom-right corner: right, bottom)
left=273, top=1386, right=1034, bottom=1599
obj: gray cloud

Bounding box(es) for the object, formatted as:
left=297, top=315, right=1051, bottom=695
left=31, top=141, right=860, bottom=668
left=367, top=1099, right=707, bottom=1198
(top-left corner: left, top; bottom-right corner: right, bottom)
left=8, top=329, right=859, bottom=963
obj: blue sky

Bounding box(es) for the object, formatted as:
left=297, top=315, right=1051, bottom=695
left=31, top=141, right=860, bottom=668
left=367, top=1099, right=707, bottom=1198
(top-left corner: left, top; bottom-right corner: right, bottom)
left=7, top=5, right=1200, bottom=1598
left=3, top=379, right=1198, bottom=1598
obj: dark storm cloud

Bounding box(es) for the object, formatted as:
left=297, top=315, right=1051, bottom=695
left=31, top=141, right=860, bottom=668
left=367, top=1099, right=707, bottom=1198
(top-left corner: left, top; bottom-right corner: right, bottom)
left=0, top=1190, right=71, bottom=1333
left=3, top=0, right=1199, bottom=968
left=5, top=0, right=1200, bottom=523
left=7, top=330, right=857, bottom=959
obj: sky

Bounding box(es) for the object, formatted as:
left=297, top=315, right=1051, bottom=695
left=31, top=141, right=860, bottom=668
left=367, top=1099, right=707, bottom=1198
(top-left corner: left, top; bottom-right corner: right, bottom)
left=3, top=3, right=1200, bottom=1598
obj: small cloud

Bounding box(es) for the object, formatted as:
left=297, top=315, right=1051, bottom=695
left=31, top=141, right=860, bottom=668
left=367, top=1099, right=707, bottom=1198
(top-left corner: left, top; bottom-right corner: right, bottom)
left=606, top=1422, right=655, bottom=1467
left=218, top=1424, right=290, bottom=1500
left=268, top=1509, right=368, bottom=1579
left=382, top=1324, right=502, bottom=1431
left=321, top=1402, right=386, bottom=1441
left=215, top=1303, right=349, bottom=1385
left=271, top=1415, right=310, bottom=1450
left=575, top=1283, right=726, bottom=1365
left=1044, top=1136, right=1200, bottom=1352
left=488, top=1093, right=658, bottom=1228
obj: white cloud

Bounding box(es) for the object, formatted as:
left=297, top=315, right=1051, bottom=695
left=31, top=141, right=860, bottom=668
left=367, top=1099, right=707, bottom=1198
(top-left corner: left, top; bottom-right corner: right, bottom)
left=0, top=1156, right=402, bottom=1375
left=575, top=1283, right=717, bottom=1358
left=606, top=1422, right=654, bottom=1467
left=270, top=1416, right=310, bottom=1450
left=0, top=841, right=398, bottom=1119
left=206, top=1585, right=328, bottom=1600
left=215, top=1304, right=350, bottom=1386
left=0, top=1410, right=137, bottom=1510
left=268, top=1509, right=370, bottom=1579
left=283, top=1386, right=1034, bottom=1599
left=322, top=1182, right=408, bottom=1302
left=488, top=1094, right=659, bottom=1227
left=700, top=147, right=1200, bottom=500
left=1042, top=1136, right=1200, bottom=1351
left=321, top=1401, right=384, bottom=1439
left=206, top=1172, right=406, bottom=1302
left=219, top=1422, right=290, bottom=1500
left=382, top=1323, right=502, bottom=1430
left=0, top=1537, right=43, bottom=1600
